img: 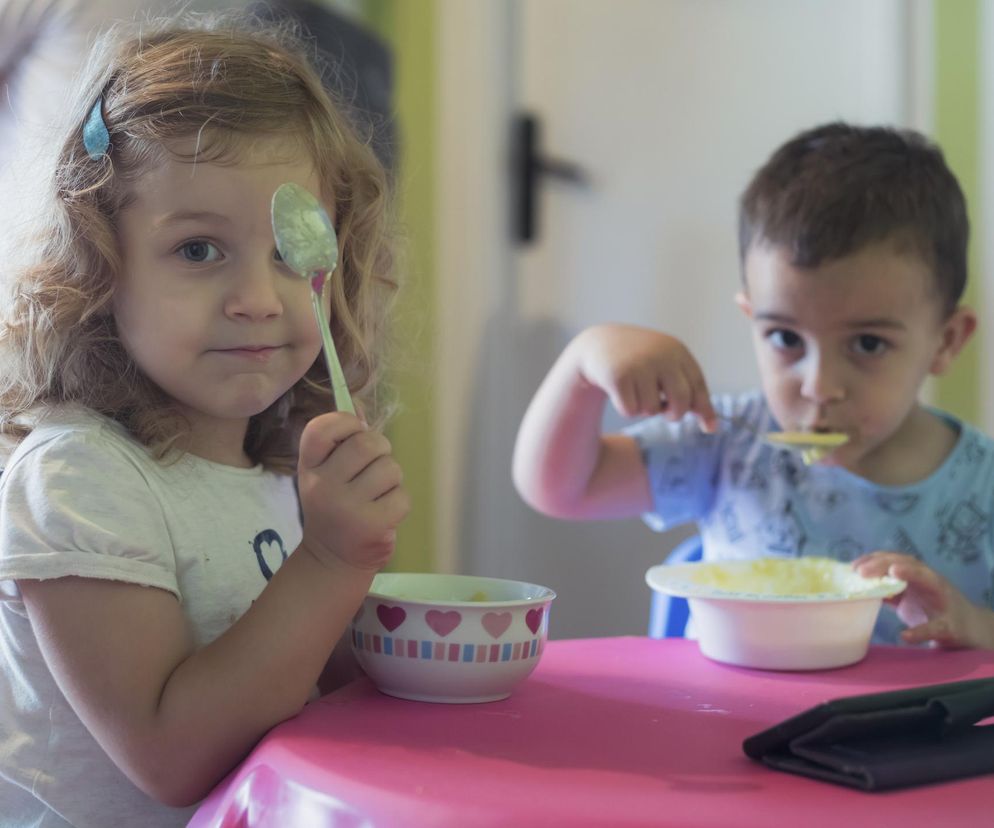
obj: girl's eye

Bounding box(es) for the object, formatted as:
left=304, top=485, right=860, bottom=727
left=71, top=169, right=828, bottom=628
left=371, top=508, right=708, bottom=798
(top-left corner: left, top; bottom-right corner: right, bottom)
left=852, top=334, right=888, bottom=356
left=766, top=329, right=802, bottom=351
left=179, top=240, right=221, bottom=263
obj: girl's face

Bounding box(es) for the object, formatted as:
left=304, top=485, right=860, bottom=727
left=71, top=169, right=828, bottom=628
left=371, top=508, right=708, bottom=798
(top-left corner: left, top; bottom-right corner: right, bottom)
left=114, top=137, right=327, bottom=466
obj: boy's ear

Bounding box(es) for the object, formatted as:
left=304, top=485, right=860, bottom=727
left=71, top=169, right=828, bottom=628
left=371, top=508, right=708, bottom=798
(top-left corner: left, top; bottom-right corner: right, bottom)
left=734, top=290, right=753, bottom=318
left=930, top=305, right=978, bottom=375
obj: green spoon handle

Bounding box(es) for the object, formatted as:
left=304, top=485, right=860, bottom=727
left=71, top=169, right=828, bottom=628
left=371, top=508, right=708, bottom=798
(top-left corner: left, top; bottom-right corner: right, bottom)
left=311, top=288, right=355, bottom=415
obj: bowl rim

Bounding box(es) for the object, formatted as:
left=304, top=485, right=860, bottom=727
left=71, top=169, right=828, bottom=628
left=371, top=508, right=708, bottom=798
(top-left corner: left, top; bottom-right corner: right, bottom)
left=645, top=559, right=906, bottom=604
left=367, top=572, right=557, bottom=607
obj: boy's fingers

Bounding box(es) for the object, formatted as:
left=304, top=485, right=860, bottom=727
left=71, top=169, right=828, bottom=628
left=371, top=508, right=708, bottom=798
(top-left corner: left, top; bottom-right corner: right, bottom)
left=902, top=616, right=956, bottom=647
left=661, top=372, right=692, bottom=420
left=854, top=552, right=906, bottom=578
left=688, top=370, right=716, bottom=433
left=636, top=374, right=662, bottom=415
left=894, top=565, right=955, bottom=613
left=610, top=380, right=638, bottom=418
left=854, top=559, right=889, bottom=579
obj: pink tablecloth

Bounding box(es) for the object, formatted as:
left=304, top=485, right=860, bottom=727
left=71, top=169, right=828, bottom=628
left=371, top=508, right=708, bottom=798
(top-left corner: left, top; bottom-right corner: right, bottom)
left=189, top=637, right=994, bottom=828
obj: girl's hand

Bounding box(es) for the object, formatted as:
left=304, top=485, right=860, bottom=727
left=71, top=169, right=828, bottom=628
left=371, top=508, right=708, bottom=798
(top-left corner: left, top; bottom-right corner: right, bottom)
left=570, top=323, right=718, bottom=431
left=854, top=551, right=994, bottom=650
left=297, top=412, right=410, bottom=572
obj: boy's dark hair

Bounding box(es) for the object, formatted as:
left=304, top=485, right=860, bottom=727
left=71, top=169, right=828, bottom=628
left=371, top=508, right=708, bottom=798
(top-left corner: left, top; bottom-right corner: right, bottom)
left=739, top=121, right=968, bottom=316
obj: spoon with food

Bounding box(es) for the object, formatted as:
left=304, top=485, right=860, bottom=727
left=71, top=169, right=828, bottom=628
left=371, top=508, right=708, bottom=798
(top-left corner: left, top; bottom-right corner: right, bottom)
left=271, top=182, right=354, bottom=415
left=762, top=430, right=849, bottom=464
left=660, top=396, right=848, bottom=464
left=714, top=412, right=848, bottom=463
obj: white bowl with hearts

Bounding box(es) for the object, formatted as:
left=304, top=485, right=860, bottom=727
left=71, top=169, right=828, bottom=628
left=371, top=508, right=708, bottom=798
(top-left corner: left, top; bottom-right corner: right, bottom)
left=349, top=572, right=556, bottom=703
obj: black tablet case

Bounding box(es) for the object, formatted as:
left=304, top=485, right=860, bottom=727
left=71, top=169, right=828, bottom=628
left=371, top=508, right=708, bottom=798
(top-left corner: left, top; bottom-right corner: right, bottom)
left=742, top=678, right=994, bottom=790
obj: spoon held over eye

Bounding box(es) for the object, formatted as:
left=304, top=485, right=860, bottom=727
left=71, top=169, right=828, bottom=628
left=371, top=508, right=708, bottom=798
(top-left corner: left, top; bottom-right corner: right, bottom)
left=271, top=182, right=355, bottom=415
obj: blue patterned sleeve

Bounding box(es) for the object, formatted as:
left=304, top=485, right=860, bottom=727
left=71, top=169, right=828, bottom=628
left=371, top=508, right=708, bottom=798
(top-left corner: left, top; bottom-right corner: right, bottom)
left=623, top=406, right=725, bottom=533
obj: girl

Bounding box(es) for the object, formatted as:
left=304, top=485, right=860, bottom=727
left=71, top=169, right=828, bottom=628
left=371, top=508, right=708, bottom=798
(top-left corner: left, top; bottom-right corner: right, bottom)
left=0, top=12, right=408, bottom=827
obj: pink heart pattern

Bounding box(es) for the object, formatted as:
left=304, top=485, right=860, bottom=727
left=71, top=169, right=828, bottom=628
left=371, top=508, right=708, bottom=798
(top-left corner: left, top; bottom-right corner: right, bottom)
left=425, top=609, right=462, bottom=637
left=525, top=607, right=544, bottom=634
left=376, top=604, right=406, bottom=632
left=482, top=611, right=512, bottom=639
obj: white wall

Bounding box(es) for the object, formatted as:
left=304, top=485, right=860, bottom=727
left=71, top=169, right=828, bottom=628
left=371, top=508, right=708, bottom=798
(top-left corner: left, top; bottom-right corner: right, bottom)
left=434, top=0, right=932, bottom=640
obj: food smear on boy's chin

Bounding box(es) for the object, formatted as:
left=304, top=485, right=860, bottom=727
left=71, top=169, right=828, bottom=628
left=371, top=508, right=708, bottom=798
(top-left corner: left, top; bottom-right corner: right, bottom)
left=801, top=446, right=836, bottom=465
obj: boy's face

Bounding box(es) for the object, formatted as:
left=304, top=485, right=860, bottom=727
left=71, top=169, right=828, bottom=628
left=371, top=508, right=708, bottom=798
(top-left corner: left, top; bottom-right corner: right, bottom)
left=737, top=241, right=975, bottom=478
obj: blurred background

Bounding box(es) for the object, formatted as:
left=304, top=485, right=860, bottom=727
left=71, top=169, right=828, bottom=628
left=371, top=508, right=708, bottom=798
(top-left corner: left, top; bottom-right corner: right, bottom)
left=4, top=0, right=991, bottom=640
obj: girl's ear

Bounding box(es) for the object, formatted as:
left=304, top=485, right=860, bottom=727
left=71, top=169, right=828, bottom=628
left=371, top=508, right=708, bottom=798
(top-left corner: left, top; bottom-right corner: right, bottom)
left=930, top=305, right=978, bottom=375
left=734, top=290, right=753, bottom=319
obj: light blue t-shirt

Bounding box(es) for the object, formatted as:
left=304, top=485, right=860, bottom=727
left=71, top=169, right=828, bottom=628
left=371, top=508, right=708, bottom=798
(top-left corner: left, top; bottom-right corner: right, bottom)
left=627, top=392, right=994, bottom=644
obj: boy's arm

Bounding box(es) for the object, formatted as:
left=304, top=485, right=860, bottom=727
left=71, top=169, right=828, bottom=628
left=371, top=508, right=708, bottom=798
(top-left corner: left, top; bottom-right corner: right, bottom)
left=854, top=552, right=994, bottom=649
left=512, top=324, right=715, bottom=521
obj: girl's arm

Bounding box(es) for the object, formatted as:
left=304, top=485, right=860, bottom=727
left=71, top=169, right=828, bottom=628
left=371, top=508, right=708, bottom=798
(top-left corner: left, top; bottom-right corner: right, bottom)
left=21, top=553, right=367, bottom=806
left=317, top=630, right=365, bottom=695
left=512, top=324, right=716, bottom=520
left=19, top=412, right=409, bottom=808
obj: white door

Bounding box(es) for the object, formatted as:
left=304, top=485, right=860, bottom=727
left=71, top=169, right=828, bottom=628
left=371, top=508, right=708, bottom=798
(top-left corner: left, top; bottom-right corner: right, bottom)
left=435, top=0, right=927, bottom=639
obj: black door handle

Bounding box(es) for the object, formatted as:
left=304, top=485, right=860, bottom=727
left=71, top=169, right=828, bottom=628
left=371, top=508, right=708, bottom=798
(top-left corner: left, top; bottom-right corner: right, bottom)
left=514, top=113, right=589, bottom=244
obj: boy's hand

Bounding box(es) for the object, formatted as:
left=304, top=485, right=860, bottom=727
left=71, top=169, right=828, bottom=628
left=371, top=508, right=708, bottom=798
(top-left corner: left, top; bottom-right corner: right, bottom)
left=570, top=323, right=718, bottom=431
left=854, top=551, right=994, bottom=650
left=297, top=412, right=410, bottom=573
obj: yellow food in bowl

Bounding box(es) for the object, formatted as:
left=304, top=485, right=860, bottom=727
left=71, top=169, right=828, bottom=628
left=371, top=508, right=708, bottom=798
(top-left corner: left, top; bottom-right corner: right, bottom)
left=687, top=557, right=872, bottom=596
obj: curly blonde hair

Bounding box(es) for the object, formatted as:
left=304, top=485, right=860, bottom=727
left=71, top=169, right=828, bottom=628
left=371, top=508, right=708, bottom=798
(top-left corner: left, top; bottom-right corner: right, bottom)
left=0, top=12, right=398, bottom=474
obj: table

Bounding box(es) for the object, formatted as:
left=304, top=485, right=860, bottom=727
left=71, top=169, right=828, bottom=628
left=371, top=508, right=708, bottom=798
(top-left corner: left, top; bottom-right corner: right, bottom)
left=189, top=637, right=994, bottom=827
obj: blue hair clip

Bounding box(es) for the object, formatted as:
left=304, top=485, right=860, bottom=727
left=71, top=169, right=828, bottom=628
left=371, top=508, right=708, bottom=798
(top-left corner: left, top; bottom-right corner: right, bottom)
left=83, top=98, right=110, bottom=160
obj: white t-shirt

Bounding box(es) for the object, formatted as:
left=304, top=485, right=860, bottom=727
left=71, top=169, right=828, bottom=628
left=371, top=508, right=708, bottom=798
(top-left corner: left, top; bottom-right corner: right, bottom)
left=0, top=407, right=302, bottom=827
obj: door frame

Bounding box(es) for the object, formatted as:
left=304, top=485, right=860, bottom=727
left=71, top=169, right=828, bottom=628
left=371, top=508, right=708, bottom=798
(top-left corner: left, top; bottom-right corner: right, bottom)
left=433, top=0, right=515, bottom=571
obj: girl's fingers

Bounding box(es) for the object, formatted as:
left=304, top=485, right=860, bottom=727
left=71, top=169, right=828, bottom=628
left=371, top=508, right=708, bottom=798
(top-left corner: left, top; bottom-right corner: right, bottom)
left=330, top=431, right=394, bottom=483
left=299, top=413, right=366, bottom=469
left=372, top=484, right=411, bottom=527
left=351, top=454, right=405, bottom=502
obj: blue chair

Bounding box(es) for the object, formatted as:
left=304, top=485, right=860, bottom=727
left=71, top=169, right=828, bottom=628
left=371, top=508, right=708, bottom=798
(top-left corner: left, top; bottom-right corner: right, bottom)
left=648, top=535, right=703, bottom=638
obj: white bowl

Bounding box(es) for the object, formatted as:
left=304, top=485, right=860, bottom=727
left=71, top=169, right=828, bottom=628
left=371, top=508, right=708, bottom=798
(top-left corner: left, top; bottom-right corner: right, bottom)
left=645, top=557, right=906, bottom=670
left=350, top=572, right=556, bottom=703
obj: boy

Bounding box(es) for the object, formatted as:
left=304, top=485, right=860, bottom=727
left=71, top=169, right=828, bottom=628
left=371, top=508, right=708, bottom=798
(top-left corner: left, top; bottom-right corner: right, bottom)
left=512, top=122, right=994, bottom=649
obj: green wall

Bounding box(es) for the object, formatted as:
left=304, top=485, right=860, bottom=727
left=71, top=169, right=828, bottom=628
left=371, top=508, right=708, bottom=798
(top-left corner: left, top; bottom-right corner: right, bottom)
left=933, top=0, right=980, bottom=423
left=364, top=0, right=436, bottom=573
